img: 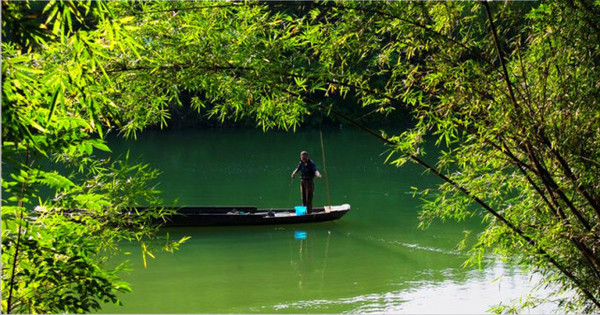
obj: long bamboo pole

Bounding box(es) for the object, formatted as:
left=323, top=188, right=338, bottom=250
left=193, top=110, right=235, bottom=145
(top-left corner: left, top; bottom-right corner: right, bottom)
left=319, top=130, right=332, bottom=208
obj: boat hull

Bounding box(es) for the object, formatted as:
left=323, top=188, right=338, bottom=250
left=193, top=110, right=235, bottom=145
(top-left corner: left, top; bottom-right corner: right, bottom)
left=155, top=204, right=351, bottom=227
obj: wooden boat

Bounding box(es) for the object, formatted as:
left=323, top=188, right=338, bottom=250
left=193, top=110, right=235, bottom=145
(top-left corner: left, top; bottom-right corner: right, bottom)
left=152, top=204, right=351, bottom=227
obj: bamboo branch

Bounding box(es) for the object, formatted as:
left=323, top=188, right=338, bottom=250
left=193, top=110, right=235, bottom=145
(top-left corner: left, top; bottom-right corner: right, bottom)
left=129, top=2, right=271, bottom=16
left=483, top=1, right=520, bottom=114
left=320, top=1, right=500, bottom=73
left=516, top=44, right=535, bottom=114
left=125, top=0, right=502, bottom=79
left=507, top=145, right=600, bottom=281
left=501, top=142, right=560, bottom=217
left=6, top=146, right=31, bottom=314
left=566, top=0, right=600, bottom=34
left=104, top=63, right=253, bottom=74
left=542, top=134, right=600, bottom=219
left=483, top=4, right=600, bottom=291
left=525, top=143, right=592, bottom=232
left=543, top=32, right=600, bottom=219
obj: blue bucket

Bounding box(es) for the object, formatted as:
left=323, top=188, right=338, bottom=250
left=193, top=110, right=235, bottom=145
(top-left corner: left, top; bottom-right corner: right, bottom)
left=295, top=206, right=307, bottom=216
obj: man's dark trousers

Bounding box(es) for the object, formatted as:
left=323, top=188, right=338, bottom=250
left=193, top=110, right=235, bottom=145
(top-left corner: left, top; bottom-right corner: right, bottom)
left=301, top=179, right=315, bottom=213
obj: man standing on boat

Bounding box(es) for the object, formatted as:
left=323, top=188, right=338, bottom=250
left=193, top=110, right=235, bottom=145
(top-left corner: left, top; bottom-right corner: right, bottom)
left=291, top=151, right=322, bottom=214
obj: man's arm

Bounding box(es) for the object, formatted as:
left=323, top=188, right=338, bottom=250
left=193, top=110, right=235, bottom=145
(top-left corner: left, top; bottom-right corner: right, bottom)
left=315, top=170, right=322, bottom=179
left=291, top=162, right=301, bottom=178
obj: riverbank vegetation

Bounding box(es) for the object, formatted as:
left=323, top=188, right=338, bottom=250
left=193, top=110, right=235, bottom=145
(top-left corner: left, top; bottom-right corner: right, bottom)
left=1, top=2, right=187, bottom=313
left=2, top=1, right=599, bottom=313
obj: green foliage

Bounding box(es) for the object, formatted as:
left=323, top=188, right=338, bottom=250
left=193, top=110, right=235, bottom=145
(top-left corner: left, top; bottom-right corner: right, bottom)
left=2, top=1, right=188, bottom=313
left=2, top=204, right=131, bottom=313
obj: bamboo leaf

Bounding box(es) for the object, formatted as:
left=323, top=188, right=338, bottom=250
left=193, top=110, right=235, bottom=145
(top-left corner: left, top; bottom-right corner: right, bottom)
left=38, top=171, right=75, bottom=189
left=89, top=139, right=111, bottom=152
left=46, top=88, right=61, bottom=126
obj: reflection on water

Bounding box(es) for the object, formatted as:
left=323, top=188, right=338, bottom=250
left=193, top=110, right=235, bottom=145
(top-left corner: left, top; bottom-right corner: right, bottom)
left=100, top=129, right=549, bottom=313
left=294, top=231, right=308, bottom=240
left=267, top=262, right=555, bottom=314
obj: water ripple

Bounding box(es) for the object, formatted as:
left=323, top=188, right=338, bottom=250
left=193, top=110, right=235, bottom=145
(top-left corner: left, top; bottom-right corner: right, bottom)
left=364, top=235, right=463, bottom=256
left=263, top=263, right=560, bottom=314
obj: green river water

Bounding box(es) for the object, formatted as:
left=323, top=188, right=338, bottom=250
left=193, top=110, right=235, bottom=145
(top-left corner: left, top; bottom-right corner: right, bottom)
left=100, top=128, right=541, bottom=313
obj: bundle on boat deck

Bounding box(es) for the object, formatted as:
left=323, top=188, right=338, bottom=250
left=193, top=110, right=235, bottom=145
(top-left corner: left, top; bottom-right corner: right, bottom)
left=135, top=204, right=351, bottom=227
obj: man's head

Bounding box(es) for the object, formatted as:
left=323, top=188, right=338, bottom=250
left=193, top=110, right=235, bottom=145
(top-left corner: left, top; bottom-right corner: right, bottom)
left=300, top=151, right=309, bottom=162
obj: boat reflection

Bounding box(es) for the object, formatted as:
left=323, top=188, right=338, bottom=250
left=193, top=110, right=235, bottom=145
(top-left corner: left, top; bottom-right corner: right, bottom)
left=289, top=229, right=333, bottom=292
